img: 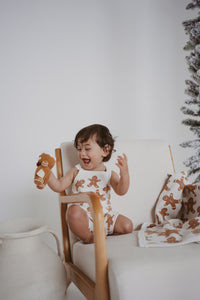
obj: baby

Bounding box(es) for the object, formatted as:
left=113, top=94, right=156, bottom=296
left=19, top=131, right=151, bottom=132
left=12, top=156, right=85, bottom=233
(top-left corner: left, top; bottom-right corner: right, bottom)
left=48, top=124, right=133, bottom=243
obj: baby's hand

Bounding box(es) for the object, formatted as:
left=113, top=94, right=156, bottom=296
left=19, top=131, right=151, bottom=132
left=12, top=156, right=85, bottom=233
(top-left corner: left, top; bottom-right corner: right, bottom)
left=116, top=153, right=129, bottom=177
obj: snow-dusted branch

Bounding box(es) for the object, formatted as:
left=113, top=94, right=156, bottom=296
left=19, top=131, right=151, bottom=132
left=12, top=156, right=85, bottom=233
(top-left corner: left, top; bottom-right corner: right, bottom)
left=181, top=4, right=200, bottom=183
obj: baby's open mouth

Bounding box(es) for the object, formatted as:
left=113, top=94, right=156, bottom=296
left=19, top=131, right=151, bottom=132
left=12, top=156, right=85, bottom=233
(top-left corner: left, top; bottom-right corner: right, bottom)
left=83, top=159, right=90, bottom=165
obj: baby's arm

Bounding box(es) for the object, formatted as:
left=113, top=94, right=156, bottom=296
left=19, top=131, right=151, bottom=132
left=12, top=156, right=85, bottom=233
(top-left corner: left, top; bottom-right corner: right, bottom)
left=110, top=154, right=130, bottom=195
left=47, top=167, right=78, bottom=193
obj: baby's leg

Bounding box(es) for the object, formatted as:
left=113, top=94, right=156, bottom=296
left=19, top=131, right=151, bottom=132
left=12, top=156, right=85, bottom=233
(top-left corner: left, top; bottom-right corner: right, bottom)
left=114, top=214, right=133, bottom=234
left=66, top=205, right=94, bottom=244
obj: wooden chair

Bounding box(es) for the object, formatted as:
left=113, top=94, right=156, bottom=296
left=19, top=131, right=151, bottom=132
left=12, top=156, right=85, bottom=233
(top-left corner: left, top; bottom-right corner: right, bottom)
left=55, top=146, right=109, bottom=300
left=55, top=140, right=200, bottom=300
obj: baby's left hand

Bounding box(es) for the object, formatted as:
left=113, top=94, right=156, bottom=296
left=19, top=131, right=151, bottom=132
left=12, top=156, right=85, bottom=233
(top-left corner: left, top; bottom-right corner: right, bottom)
left=116, top=153, right=129, bottom=177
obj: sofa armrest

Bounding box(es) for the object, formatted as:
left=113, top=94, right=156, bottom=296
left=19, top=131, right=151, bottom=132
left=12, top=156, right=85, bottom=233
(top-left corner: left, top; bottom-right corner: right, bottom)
left=59, top=192, right=109, bottom=299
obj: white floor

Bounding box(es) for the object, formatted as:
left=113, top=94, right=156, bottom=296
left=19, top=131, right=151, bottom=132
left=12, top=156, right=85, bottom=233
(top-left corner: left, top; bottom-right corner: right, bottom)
left=65, top=283, right=86, bottom=300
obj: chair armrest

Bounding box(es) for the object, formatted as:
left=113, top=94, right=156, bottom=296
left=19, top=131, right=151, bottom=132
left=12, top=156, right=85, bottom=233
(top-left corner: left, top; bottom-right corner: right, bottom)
left=60, top=192, right=109, bottom=298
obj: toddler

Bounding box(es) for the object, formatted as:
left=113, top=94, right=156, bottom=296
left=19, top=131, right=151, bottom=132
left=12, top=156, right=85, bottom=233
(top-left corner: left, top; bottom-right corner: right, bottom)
left=48, top=124, right=133, bottom=243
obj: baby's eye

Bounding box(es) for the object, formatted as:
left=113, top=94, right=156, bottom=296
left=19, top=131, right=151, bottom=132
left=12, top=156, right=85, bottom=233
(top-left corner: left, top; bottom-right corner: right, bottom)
left=85, top=148, right=91, bottom=151
left=77, top=148, right=82, bottom=152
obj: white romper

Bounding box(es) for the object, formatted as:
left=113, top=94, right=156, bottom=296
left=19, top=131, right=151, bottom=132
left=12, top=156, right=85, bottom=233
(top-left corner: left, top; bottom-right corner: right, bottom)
left=71, top=164, right=119, bottom=235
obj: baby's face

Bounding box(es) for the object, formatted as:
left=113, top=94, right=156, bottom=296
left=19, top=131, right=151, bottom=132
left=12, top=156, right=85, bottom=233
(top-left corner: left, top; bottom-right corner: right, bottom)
left=76, top=136, right=106, bottom=171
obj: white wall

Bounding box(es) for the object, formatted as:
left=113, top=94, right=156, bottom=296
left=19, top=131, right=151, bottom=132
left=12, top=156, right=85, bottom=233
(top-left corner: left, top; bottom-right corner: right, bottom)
left=0, top=0, right=196, bottom=243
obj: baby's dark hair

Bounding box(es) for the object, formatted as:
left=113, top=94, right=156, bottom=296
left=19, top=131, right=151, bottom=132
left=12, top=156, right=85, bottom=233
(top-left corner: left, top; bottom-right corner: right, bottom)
left=74, top=124, right=115, bottom=162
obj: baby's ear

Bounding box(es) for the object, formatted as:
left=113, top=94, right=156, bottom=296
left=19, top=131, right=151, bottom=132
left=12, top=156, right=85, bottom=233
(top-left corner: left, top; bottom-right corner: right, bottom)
left=103, top=144, right=111, bottom=155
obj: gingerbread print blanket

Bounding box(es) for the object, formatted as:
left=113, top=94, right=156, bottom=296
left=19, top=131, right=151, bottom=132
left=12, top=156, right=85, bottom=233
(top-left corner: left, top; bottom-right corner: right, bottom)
left=138, top=172, right=200, bottom=247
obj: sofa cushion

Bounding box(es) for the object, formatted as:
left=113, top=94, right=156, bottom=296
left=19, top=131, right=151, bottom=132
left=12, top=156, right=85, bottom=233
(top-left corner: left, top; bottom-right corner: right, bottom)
left=73, top=232, right=200, bottom=300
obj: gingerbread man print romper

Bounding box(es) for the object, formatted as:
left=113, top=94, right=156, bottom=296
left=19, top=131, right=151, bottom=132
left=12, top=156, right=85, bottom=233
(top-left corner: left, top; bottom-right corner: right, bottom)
left=71, top=164, right=119, bottom=235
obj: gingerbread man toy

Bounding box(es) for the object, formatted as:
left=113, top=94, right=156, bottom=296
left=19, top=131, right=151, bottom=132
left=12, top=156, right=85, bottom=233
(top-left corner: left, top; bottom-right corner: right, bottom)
left=34, top=153, right=55, bottom=189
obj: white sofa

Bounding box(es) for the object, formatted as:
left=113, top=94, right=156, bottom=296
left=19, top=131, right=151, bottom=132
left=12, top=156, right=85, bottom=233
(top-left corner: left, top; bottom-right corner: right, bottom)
left=56, top=140, right=200, bottom=300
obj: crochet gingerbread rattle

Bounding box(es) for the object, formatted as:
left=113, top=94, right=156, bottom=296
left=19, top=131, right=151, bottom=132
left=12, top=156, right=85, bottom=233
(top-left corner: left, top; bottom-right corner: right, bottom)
left=34, top=153, right=55, bottom=189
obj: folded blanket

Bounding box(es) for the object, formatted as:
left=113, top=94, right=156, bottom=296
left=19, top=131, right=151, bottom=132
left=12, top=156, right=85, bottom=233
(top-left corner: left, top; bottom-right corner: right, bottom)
left=138, top=172, right=200, bottom=247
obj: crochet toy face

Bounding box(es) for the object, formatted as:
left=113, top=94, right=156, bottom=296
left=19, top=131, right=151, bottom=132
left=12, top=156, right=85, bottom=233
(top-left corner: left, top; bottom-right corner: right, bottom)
left=34, top=153, right=55, bottom=189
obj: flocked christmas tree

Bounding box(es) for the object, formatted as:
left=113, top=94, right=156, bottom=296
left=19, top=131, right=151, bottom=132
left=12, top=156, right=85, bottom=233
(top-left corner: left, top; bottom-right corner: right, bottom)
left=181, top=0, right=200, bottom=183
